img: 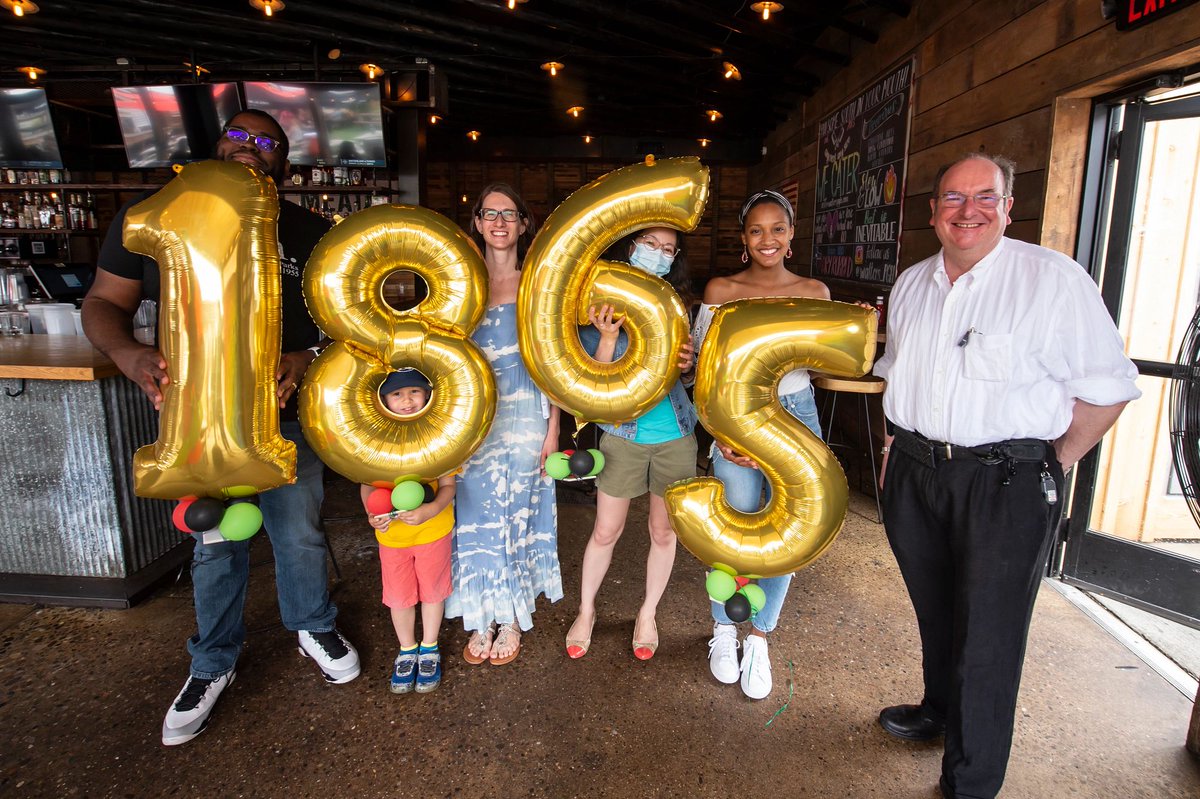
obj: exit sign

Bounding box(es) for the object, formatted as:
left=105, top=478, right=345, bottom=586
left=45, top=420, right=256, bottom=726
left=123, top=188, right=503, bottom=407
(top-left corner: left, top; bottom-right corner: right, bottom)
left=1117, top=0, right=1200, bottom=29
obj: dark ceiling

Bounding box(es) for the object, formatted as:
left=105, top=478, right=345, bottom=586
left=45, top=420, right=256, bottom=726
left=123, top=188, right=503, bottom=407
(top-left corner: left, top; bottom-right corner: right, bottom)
left=1, top=0, right=909, bottom=150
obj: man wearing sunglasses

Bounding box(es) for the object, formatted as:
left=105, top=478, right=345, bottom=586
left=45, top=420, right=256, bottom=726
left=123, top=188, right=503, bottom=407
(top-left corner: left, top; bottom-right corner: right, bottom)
left=871, top=153, right=1139, bottom=799
left=83, top=109, right=360, bottom=747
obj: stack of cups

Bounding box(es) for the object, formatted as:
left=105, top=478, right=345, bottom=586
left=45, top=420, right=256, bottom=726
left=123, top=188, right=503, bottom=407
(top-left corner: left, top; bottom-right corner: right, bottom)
left=30, top=303, right=79, bottom=336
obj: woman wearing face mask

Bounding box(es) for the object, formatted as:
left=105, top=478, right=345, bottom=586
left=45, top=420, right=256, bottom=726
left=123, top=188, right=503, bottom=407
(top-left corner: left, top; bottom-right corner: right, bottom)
left=564, top=227, right=697, bottom=661
left=693, top=190, right=830, bottom=700
left=446, top=183, right=562, bottom=667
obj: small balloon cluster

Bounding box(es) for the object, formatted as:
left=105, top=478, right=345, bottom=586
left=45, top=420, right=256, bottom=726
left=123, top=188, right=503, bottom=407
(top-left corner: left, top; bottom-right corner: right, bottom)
left=545, top=448, right=605, bottom=481
left=705, top=564, right=766, bottom=623
left=172, top=495, right=263, bottom=542
left=365, top=477, right=437, bottom=516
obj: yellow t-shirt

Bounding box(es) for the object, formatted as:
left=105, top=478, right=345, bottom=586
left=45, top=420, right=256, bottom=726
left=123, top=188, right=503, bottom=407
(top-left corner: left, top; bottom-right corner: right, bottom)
left=374, top=481, right=454, bottom=549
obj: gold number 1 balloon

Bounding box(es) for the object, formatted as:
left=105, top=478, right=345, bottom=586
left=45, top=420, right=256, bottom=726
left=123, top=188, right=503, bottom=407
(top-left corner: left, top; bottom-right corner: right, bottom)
left=300, top=204, right=496, bottom=486
left=125, top=161, right=295, bottom=500
left=665, top=298, right=877, bottom=577
left=518, top=156, right=709, bottom=423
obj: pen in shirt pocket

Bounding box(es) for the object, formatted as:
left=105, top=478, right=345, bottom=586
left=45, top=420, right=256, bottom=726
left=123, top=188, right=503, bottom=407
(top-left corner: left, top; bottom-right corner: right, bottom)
left=957, top=327, right=976, bottom=347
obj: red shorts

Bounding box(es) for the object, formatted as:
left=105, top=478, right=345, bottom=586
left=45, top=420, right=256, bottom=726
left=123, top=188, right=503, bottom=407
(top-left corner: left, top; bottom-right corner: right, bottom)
left=378, top=534, right=452, bottom=609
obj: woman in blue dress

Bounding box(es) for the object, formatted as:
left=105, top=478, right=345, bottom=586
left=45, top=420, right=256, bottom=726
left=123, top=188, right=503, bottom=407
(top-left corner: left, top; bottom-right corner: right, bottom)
left=446, top=183, right=562, bottom=666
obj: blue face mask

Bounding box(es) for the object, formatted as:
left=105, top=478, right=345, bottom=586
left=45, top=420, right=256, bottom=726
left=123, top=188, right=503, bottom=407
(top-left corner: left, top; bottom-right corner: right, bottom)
left=630, top=241, right=674, bottom=277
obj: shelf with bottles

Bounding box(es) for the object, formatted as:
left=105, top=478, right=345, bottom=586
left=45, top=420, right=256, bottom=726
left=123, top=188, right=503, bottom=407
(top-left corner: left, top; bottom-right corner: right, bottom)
left=0, top=188, right=100, bottom=234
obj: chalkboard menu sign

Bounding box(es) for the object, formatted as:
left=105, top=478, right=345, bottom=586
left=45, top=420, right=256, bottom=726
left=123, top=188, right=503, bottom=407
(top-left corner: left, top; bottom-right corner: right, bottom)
left=812, top=58, right=914, bottom=286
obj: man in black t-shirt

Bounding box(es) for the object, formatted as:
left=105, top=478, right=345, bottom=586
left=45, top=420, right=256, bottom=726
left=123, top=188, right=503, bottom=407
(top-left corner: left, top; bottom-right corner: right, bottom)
left=83, top=110, right=360, bottom=747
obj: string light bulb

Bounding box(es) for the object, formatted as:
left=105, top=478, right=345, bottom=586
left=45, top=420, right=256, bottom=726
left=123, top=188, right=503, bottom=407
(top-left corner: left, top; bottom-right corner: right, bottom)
left=2, top=0, right=39, bottom=17
left=19, top=66, right=45, bottom=81
left=721, top=62, right=741, bottom=80
left=706, top=109, right=723, bottom=122
left=541, top=61, right=564, bottom=77
left=698, top=138, right=711, bottom=148
left=583, top=135, right=593, bottom=144
left=506, top=0, right=528, bottom=9
left=566, top=106, right=584, bottom=118
left=467, top=130, right=482, bottom=141
left=360, top=63, right=381, bottom=80
left=750, top=2, right=782, bottom=20
left=248, top=0, right=284, bottom=18
left=429, top=114, right=442, bottom=125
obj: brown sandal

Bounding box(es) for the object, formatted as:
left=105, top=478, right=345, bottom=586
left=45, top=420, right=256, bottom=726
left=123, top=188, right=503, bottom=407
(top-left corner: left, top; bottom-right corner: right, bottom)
left=463, top=622, right=496, bottom=665
left=489, top=623, right=522, bottom=666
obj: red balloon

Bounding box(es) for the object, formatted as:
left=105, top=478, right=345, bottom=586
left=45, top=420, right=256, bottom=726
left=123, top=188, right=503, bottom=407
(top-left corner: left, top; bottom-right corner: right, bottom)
left=366, top=487, right=394, bottom=515
left=562, top=449, right=575, bottom=456
left=172, top=499, right=196, bottom=533
left=734, top=576, right=750, bottom=588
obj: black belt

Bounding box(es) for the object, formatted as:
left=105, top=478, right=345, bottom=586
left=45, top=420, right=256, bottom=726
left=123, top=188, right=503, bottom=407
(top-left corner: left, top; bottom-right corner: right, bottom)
left=893, top=427, right=1048, bottom=469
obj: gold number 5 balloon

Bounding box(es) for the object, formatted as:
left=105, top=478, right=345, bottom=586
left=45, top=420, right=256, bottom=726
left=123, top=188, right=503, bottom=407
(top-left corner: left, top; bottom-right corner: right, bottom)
left=518, top=157, right=709, bottom=423
left=665, top=299, right=877, bottom=577
left=300, top=204, right=496, bottom=486
left=125, top=161, right=295, bottom=499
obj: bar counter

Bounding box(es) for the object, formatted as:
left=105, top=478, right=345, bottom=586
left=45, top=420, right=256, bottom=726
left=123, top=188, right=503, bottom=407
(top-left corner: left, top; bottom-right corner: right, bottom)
left=0, top=335, right=188, bottom=607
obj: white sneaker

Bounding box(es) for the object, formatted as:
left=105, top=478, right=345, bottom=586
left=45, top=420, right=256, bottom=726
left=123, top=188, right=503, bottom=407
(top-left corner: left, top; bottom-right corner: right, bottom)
left=298, top=629, right=361, bottom=684
left=161, top=670, right=235, bottom=746
left=740, top=634, right=772, bottom=700
left=708, top=622, right=740, bottom=684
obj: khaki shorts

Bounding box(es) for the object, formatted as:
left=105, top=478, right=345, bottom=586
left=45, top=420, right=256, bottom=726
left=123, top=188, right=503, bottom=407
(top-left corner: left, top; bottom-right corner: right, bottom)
left=597, top=432, right=698, bottom=498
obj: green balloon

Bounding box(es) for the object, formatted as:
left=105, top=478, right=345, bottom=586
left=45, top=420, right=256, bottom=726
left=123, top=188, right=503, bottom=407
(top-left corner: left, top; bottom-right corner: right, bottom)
left=545, top=451, right=571, bottom=480
left=741, top=584, right=767, bottom=615
left=391, top=481, right=425, bottom=511
left=711, top=562, right=737, bottom=577
left=705, top=570, right=738, bottom=602
left=219, top=502, right=262, bottom=542
left=586, top=448, right=605, bottom=476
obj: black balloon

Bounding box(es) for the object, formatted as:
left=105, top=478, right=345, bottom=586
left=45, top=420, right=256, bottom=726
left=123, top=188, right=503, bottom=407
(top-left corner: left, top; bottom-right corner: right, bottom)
left=183, top=497, right=225, bottom=532
left=423, top=483, right=437, bottom=504
left=568, top=449, right=595, bottom=477
left=724, top=593, right=752, bottom=623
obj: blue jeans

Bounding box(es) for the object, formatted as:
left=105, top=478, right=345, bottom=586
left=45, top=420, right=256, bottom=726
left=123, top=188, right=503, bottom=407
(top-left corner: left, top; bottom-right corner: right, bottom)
left=188, top=421, right=338, bottom=679
left=710, top=389, right=821, bottom=634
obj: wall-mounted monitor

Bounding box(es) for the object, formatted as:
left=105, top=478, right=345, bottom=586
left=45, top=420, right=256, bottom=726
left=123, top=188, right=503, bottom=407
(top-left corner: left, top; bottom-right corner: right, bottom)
left=243, top=81, right=386, bottom=167
left=112, top=83, right=242, bottom=168
left=0, top=88, right=64, bottom=169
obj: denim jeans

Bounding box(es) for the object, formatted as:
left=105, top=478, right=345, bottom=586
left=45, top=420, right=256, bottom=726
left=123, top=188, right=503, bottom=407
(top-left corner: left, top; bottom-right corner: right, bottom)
left=187, top=421, right=338, bottom=678
left=710, top=389, right=822, bottom=634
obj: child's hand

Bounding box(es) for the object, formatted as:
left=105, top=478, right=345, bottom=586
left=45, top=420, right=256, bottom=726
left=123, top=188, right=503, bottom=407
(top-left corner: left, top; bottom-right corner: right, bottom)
left=368, top=513, right=393, bottom=531
left=587, top=303, right=624, bottom=338
left=396, top=505, right=437, bottom=526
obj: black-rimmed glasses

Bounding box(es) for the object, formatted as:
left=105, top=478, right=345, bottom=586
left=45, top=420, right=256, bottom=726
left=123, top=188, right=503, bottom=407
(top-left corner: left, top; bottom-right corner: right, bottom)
left=936, top=192, right=1008, bottom=209
left=223, top=126, right=282, bottom=153
left=477, top=208, right=520, bottom=222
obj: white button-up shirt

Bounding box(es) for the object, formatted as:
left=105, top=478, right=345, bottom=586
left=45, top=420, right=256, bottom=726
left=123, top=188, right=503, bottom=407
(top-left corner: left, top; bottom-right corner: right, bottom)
left=873, top=237, right=1140, bottom=447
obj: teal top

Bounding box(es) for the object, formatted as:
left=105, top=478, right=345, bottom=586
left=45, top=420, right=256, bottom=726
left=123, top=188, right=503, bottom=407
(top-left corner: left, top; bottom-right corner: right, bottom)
left=633, top=395, right=679, bottom=444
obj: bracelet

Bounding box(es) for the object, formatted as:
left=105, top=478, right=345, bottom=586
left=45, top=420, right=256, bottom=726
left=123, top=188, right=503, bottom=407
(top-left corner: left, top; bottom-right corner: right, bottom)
left=880, top=446, right=891, bottom=455
left=307, top=345, right=323, bottom=357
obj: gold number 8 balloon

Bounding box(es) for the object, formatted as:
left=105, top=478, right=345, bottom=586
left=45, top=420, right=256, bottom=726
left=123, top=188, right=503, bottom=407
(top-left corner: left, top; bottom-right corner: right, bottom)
left=125, top=161, right=296, bottom=499
left=299, top=204, right=497, bottom=486
left=665, top=298, right=877, bottom=577
left=518, top=157, right=709, bottom=424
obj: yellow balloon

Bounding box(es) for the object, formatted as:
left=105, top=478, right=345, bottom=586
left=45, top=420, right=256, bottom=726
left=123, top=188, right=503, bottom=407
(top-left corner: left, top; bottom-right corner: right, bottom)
left=125, top=161, right=295, bottom=500
left=300, top=204, right=496, bottom=485
left=518, top=157, right=708, bottom=423
left=665, top=298, right=877, bottom=577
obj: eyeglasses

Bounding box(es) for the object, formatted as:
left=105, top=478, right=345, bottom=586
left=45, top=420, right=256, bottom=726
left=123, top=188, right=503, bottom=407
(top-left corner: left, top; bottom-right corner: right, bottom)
left=223, top=126, right=281, bottom=153
left=635, top=234, right=679, bottom=258
left=936, top=192, right=1008, bottom=209
left=477, top=208, right=520, bottom=222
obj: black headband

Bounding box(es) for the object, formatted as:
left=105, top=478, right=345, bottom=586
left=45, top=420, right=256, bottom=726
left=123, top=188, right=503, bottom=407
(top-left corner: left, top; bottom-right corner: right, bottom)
left=738, top=189, right=794, bottom=227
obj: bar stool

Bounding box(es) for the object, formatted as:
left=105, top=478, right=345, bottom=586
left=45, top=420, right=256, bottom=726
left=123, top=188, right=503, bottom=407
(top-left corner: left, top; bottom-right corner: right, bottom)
left=812, top=373, right=886, bottom=523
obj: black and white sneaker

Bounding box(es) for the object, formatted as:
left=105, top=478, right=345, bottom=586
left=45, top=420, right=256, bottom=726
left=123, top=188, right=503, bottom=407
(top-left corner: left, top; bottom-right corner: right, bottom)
left=298, top=629, right=361, bottom=684
left=161, top=670, right=235, bottom=746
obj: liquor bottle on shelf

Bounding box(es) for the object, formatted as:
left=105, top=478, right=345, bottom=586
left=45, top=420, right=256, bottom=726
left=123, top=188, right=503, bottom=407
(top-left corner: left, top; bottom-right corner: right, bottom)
left=874, top=294, right=886, bottom=329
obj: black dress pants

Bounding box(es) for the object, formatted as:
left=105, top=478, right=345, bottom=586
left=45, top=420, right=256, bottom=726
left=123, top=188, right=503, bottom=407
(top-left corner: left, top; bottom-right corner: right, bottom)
left=882, top=444, right=1064, bottom=799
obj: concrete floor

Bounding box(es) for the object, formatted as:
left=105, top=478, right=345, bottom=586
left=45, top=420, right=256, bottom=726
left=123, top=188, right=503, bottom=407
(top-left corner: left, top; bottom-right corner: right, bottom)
left=0, top=481, right=1197, bottom=799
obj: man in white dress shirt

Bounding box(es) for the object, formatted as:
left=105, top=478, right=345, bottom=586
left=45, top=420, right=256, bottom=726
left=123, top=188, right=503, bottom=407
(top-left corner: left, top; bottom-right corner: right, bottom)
left=872, top=153, right=1140, bottom=799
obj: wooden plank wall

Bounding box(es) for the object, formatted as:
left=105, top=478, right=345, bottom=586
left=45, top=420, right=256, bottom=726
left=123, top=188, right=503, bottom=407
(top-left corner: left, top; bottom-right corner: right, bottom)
left=425, top=160, right=750, bottom=290
left=754, top=0, right=1200, bottom=299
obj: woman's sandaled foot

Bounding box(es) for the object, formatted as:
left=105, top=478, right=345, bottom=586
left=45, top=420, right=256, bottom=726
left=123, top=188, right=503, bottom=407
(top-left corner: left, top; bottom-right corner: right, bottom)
left=565, top=611, right=595, bottom=659
left=463, top=622, right=496, bottom=665
left=632, top=615, right=658, bottom=661
left=489, top=623, right=522, bottom=666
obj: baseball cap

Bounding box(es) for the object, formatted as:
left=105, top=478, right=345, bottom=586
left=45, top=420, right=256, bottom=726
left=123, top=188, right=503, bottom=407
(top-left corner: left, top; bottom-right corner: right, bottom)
left=379, top=369, right=431, bottom=395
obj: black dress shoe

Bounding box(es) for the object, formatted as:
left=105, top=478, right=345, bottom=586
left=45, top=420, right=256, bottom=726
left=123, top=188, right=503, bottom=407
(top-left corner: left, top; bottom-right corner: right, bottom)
left=878, top=703, right=946, bottom=741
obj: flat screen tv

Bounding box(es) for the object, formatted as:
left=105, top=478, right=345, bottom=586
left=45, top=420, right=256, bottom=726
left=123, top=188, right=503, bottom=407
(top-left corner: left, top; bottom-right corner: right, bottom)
left=0, top=88, right=64, bottom=169
left=243, top=81, right=386, bottom=167
left=112, top=83, right=242, bottom=168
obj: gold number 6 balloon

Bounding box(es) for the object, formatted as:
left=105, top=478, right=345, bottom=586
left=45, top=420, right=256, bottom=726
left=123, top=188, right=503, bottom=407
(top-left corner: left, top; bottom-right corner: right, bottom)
left=665, top=299, right=877, bottom=577
left=125, top=161, right=295, bottom=499
left=518, top=157, right=709, bottom=423
left=299, top=204, right=496, bottom=486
